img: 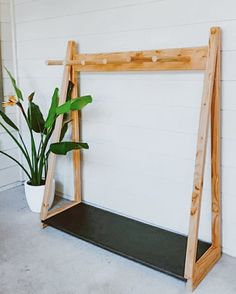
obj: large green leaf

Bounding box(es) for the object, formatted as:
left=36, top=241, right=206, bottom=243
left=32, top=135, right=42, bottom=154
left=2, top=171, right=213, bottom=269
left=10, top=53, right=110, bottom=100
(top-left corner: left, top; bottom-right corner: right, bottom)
left=56, top=95, right=92, bottom=115
left=0, top=110, right=19, bottom=131
left=5, top=67, right=23, bottom=101
left=50, top=141, right=89, bottom=155
left=28, top=102, right=45, bottom=133
left=44, top=88, right=59, bottom=129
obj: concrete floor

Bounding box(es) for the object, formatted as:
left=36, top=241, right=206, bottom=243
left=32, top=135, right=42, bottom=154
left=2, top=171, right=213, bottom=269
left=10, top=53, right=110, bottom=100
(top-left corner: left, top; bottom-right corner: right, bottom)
left=0, top=186, right=236, bottom=294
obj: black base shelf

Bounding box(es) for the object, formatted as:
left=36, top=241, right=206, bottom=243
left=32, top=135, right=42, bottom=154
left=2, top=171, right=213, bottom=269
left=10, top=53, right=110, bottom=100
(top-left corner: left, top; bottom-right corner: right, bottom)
left=43, top=203, right=211, bottom=280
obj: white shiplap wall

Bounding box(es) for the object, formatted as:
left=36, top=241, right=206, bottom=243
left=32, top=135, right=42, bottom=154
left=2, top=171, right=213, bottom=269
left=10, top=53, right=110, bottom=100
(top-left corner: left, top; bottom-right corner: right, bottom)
left=12, top=0, right=236, bottom=257
left=0, top=0, right=21, bottom=190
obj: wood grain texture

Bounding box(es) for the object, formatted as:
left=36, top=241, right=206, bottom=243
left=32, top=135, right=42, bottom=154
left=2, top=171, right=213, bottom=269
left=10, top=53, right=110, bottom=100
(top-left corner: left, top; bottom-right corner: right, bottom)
left=47, top=46, right=207, bottom=71
left=40, top=41, right=75, bottom=221
left=71, top=42, right=81, bottom=202
left=188, top=246, right=221, bottom=291
left=211, top=31, right=221, bottom=250
left=187, top=29, right=222, bottom=292
left=184, top=27, right=221, bottom=285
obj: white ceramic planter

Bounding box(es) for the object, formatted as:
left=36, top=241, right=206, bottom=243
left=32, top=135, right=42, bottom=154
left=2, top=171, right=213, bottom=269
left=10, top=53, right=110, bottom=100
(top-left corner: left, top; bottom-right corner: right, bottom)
left=24, top=179, right=55, bottom=213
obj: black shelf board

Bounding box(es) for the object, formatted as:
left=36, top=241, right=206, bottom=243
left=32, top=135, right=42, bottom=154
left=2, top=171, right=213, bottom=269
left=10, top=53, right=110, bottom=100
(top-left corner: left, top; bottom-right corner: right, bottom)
left=43, top=203, right=211, bottom=280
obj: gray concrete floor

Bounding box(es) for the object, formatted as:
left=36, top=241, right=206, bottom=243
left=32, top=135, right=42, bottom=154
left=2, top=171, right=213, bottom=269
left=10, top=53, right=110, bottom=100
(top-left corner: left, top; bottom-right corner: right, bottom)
left=0, top=186, right=236, bottom=294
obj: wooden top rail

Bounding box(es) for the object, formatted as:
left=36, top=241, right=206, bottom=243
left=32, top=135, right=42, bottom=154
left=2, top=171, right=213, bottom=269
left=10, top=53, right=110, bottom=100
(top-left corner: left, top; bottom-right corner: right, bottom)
left=46, top=46, right=208, bottom=71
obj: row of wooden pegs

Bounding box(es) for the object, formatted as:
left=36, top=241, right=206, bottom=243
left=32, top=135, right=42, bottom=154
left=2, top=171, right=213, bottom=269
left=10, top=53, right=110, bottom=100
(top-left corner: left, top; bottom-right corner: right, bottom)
left=46, top=55, right=190, bottom=66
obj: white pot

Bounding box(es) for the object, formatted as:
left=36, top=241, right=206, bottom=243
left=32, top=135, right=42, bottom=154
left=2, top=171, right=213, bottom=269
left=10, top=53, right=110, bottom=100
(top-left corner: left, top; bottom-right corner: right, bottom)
left=24, top=180, right=55, bottom=213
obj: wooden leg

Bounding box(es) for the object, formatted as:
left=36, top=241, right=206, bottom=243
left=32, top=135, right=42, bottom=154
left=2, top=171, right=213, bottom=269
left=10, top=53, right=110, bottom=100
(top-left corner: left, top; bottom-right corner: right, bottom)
left=40, top=41, right=75, bottom=221
left=189, top=32, right=222, bottom=292
left=184, top=27, right=221, bottom=290
left=211, top=30, right=221, bottom=251
left=186, top=28, right=222, bottom=292
left=71, top=42, right=81, bottom=202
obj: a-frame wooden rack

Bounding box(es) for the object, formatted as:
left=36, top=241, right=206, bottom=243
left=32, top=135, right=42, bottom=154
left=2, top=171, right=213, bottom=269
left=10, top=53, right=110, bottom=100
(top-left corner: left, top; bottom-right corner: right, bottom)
left=41, top=27, right=221, bottom=291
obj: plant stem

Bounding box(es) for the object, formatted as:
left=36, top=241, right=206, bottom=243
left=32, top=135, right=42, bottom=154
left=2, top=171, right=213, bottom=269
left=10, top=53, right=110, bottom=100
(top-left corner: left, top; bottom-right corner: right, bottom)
left=18, top=132, right=33, bottom=169
left=17, top=103, right=38, bottom=184
left=37, top=132, right=44, bottom=159
left=38, top=125, right=55, bottom=180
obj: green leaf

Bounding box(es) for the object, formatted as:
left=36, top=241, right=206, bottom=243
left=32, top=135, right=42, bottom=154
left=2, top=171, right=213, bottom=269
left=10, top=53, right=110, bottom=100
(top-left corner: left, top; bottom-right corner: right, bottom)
left=70, top=95, right=92, bottom=111
left=66, top=81, right=74, bottom=102
left=55, top=100, right=71, bottom=115
left=28, top=102, right=45, bottom=133
left=63, top=81, right=74, bottom=121
left=5, top=67, right=23, bottom=101
left=50, top=141, right=89, bottom=155
left=56, top=95, right=92, bottom=115
left=59, top=120, right=72, bottom=142
left=0, top=110, right=19, bottom=131
left=59, top=123, right=68, bottom=142
left=28, top=92, right=35, bottom=102
left=44, top=88, right=59, bottom=129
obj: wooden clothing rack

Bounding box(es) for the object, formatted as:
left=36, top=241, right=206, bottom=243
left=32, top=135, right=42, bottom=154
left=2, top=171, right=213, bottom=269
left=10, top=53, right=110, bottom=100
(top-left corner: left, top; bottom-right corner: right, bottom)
left=41, top=27, right=221, bottom=291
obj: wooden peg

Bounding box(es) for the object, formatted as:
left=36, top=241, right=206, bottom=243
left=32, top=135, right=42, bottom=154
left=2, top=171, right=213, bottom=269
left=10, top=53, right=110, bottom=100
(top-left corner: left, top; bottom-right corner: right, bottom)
left=152, top=56, right=158, bottom=62
left=46, top=60, right=63, bottom=65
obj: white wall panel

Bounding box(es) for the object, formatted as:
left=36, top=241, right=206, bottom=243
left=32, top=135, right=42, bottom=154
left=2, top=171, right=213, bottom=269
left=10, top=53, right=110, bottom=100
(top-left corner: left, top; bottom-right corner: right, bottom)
left=0, top=0, right=21, bottom=188
left=0, top=165, right=21, bottom=187
left=0, top=2, right=10, bottom=22
left=12, top=0, right=236, bottom=257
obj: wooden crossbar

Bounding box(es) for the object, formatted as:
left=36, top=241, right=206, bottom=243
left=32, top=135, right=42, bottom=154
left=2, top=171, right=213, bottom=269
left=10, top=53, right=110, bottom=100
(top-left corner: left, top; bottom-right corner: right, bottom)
left=41, top=27, right=221, bottom=292
left=46, top=46, right=208, bottom=71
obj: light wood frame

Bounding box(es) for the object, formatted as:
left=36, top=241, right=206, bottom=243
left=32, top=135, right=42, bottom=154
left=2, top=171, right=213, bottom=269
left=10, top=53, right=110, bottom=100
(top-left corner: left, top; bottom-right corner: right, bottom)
left=41, top=27, right=221, bottom=291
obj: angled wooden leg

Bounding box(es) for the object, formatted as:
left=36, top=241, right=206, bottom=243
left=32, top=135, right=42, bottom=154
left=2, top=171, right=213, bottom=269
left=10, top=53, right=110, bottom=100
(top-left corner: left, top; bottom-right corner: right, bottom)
left=184, top=27, right=221, bottom=290
left=189, top=30, right=222, bottom=291
left=211, top=30, right=221, bottom=251
left=186, top=27, right=222, bottom=291
left=40, top=41, right=75, bottom=221
left=71, top=43, right=81, bottom=202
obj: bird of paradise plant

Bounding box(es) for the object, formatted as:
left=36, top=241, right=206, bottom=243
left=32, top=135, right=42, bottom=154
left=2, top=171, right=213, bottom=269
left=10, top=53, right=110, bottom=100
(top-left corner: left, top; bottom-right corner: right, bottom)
left=0, top=69, right=92, bottom=186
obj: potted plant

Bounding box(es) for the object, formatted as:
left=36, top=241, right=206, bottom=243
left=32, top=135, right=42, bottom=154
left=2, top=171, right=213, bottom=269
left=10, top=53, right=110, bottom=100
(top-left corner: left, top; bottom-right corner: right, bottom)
left=0, top=69, right=92, bottom=212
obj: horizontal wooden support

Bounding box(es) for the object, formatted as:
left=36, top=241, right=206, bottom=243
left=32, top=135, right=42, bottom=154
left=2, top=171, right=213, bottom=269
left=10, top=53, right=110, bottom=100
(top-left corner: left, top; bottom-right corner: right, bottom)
left=47, top=56, right=191, bottom=65
left=46, top=201, right=79, bottom=219
left=46, top=46, right=207, bottom=71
